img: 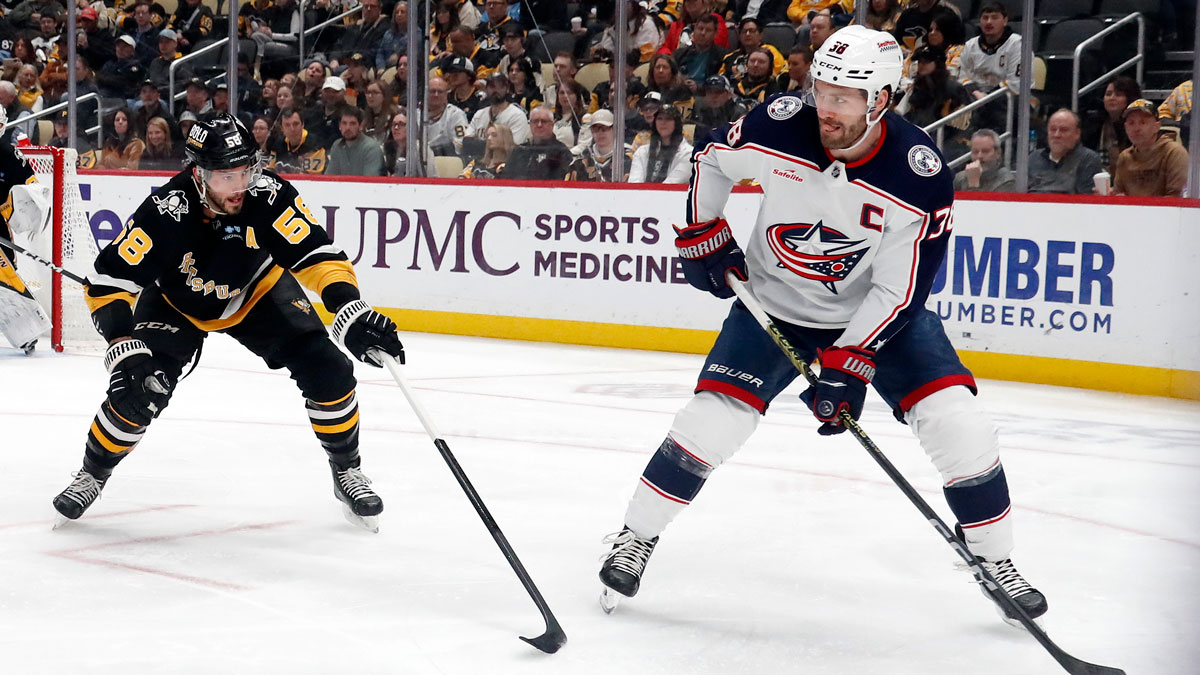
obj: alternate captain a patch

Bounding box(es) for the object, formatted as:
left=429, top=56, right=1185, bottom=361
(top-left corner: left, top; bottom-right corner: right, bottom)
left=908, top=145, right=942, bottom=176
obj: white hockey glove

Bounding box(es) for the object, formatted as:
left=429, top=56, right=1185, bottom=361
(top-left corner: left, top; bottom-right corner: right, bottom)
left=5, top=183, right=52, bottom=235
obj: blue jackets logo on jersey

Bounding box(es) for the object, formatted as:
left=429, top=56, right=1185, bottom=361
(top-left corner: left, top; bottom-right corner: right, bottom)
left=766, top=96, right=804, bottom=120
left=907, top=146, right=942, bottom=176
left=766, top=221, right=869, bottom=293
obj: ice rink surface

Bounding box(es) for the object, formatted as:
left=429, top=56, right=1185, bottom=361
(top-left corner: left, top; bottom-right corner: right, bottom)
left=1, top=331, right=1197, bottom=674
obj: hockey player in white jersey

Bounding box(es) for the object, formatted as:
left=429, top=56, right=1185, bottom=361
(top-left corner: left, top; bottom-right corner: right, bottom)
left=598, top=25, right=1049, bottom=627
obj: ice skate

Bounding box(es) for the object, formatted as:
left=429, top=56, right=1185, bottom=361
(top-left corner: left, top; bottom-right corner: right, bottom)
left=20, top=338, right=36, bottom=355
left=598, top=526, right=658, bottom=613
left=330, top=461, right=383, bottom=533
left=52, top=470, right=106, bottom=528
left=971, top=556, right=1049, bottom=628
left=955, top=524, right=1048, bottom=628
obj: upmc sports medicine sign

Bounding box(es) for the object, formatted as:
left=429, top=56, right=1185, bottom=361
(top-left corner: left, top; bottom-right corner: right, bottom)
left=77, top=173, right=1199, bottom=397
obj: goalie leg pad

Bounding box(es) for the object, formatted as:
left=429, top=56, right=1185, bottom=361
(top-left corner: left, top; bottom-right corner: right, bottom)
left=625, top=391, right=759, bottom=538
left=0, top=248, right=50, bottom=348
left=906, top=386, right=1013, bottom=560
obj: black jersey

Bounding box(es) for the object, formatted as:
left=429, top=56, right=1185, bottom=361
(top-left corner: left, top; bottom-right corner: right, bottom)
left=85, top=169, right=359, bottom=341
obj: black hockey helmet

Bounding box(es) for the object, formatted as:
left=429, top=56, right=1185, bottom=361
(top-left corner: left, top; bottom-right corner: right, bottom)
left=184, top=112, right=258, bottom=170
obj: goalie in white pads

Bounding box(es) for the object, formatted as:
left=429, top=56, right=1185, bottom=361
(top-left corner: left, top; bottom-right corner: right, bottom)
left=51, top=114, right=404, bottom=532
left=0, top=110, right=53, bottom=354
left=598, top=26, right=1048, bottom=627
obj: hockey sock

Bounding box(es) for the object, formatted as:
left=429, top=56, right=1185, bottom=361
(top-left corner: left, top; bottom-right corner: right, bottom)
left=626, top=436, right=712, bottom=538
left=307, top=389, right=360, bottom=457
left=82, top=402, right=148, bottom=479
left=944, top=463, right=1014, bottom=561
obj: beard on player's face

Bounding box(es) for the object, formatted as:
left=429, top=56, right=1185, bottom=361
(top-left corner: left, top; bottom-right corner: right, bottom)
left=818, top=113, right=867, bottom=150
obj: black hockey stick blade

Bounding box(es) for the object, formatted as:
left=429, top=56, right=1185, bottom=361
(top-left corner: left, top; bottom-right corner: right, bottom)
left=0, top=233, right=87, bottom=284
left=726, top=275, right=1124, bottom=675
left=383, top=357, right=566, bottom=654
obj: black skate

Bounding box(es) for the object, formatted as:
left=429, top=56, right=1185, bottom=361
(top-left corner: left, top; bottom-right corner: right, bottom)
left=598, top=526, right=659, bottom=613
left=955, top=523, right=1048, bottom=627
left=974, top=557, right=1049, bottom=627
left=52, top=471, right=106, bottom=528
left=330, top=461, right=383, bottom=533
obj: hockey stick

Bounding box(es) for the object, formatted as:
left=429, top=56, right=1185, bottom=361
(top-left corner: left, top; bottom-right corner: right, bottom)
left=381, top=355, right=567, bottom=654
left=726, top=275, right=1124, bottom=675
left=0, top=233, right=86, bottom=284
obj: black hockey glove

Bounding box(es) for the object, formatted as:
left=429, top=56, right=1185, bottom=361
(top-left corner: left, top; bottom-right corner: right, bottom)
left=331, top=300, right=405, bottom=368
left=800, top=346, right=876, bottom=436
left=674, top=218, right=747, bottom=299
left=104, top=339, right=174, bottom=427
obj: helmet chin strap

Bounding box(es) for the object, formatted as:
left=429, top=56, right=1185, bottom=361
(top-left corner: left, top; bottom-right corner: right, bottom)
left=191, top=167, right=233, bottom=217
left=838, top=100, right=888, bottom=155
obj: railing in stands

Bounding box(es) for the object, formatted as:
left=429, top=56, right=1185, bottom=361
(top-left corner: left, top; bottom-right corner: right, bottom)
left=922, top=86, right=1017, bottom=171
left=168, top=37, right=232, bottom=110
left=299, top=3, right=364, bottom=66
left=0, top=93, right=103, bottom=147
left=1071, top=12, right=1146, bottom=112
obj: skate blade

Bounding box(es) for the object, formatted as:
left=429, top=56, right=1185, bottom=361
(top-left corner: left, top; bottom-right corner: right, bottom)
left=52, top=513, right=73, bottom=530
left=342, top=505, right=379, bottom=533
left=599, top=587, right=622, bottom=614
left=998, top=605, right=1045, bottom=632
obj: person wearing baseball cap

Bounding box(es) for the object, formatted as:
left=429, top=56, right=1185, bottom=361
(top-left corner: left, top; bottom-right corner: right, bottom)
left=305, top=76, right=351, bottom=149
left=1110, top=99, right=1189, bottom=197
left=468, top=72, right=531, bottom=144
left=181, top=77, right=213, bottom=117
left=441, top=55, right=487, bottom=120
left=625, top=91, right=664, bottom=143
left=567, top=109, right=631, bottom=182
left=77, top=5, right=117, bottom=67
left=693, top=75, right=747, bottom=144
left=148, top=28, right=189, bottom=92
left=97, top=34, right=147, bottom=100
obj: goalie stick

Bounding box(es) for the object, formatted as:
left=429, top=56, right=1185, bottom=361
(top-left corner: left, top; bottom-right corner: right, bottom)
left=726, top=274, right=1124, bottom=675
left=0, top=233, right=87, bottom=284
left=381, top=354, right=567, bottom=654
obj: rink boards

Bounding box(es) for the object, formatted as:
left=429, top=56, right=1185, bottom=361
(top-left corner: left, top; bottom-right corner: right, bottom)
left=78, top=172, right=1200, bottom=399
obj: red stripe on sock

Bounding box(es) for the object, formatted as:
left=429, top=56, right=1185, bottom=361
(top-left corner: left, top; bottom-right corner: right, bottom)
left=640, top=477, right=691, bottom=505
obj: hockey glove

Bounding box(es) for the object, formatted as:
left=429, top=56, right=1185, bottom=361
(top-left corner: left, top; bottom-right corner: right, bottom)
left=801, top=346, right=876, bottom=436
left=674, top=218, right=747, bottom=299
left=331, top=300, right=405, bottom=368
left=104, top=339, right=173, bottom=427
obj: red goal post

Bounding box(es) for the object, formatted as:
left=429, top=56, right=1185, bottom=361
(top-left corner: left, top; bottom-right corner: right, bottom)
left=17, top=145, right=104, bottom=352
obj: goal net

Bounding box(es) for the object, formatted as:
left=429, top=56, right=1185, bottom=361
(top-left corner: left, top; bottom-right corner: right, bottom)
left=16, top=146, right=104, bottom=352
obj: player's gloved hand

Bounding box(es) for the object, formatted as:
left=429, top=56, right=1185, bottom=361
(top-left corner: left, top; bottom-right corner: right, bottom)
left=103, top=339, right=174, bottom=427
left=800, top=346, right=876, bottom=436
left=331, top=299, right=405, bottom=368
left=674, top=218, right=747, bottom=299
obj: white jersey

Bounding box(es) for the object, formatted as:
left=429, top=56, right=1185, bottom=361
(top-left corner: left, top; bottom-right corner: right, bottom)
left=689, top=94, right=955, bottom=351
left=426, top=103, right=473, bottom=155
left=470, top=103, right=531, bottom=145
left=959, top=29, right=1023, bottom=93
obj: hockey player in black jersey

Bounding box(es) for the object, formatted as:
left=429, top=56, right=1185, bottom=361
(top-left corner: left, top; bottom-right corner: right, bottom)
left=599, top=26, right=1049, bottom=628
left=51, top=113, right=404, bottom=532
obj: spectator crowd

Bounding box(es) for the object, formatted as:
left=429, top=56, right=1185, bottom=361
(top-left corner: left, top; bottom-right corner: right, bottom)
left=1, top=0, right=1189, bottom=197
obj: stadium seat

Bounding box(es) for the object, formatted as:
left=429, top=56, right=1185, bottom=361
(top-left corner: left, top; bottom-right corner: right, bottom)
left=1038, top=17, right=1105, bottom=55
left=945, top=0, right=976, bottom=19
left=434, top=155, right=464, bottom=178
left=575, top=62, right=609, bottom=91
left=530, top=31, right=579, bottom=65
left=1036, top=0, right=1096, bottom=20
left=540, top=62, right=556, bottom=87
left=761, top=23, right=796, bottom=53
left=37, top=119, right=51, bottom=144
left=633, top=63, right=649, bottom=82
left=1033, top=55, right=1047, bottom=89
left=380, top=66, right=397, bottom=84
left=1097, top=0, right=1159, bottom=16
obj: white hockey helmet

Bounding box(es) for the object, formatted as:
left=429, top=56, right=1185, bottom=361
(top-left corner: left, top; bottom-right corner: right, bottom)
left=811, top=25, right=904, bottom=114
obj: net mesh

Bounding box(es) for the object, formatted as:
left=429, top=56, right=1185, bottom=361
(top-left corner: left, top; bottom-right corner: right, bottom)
left=18, top=146, right=104, bottom=352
